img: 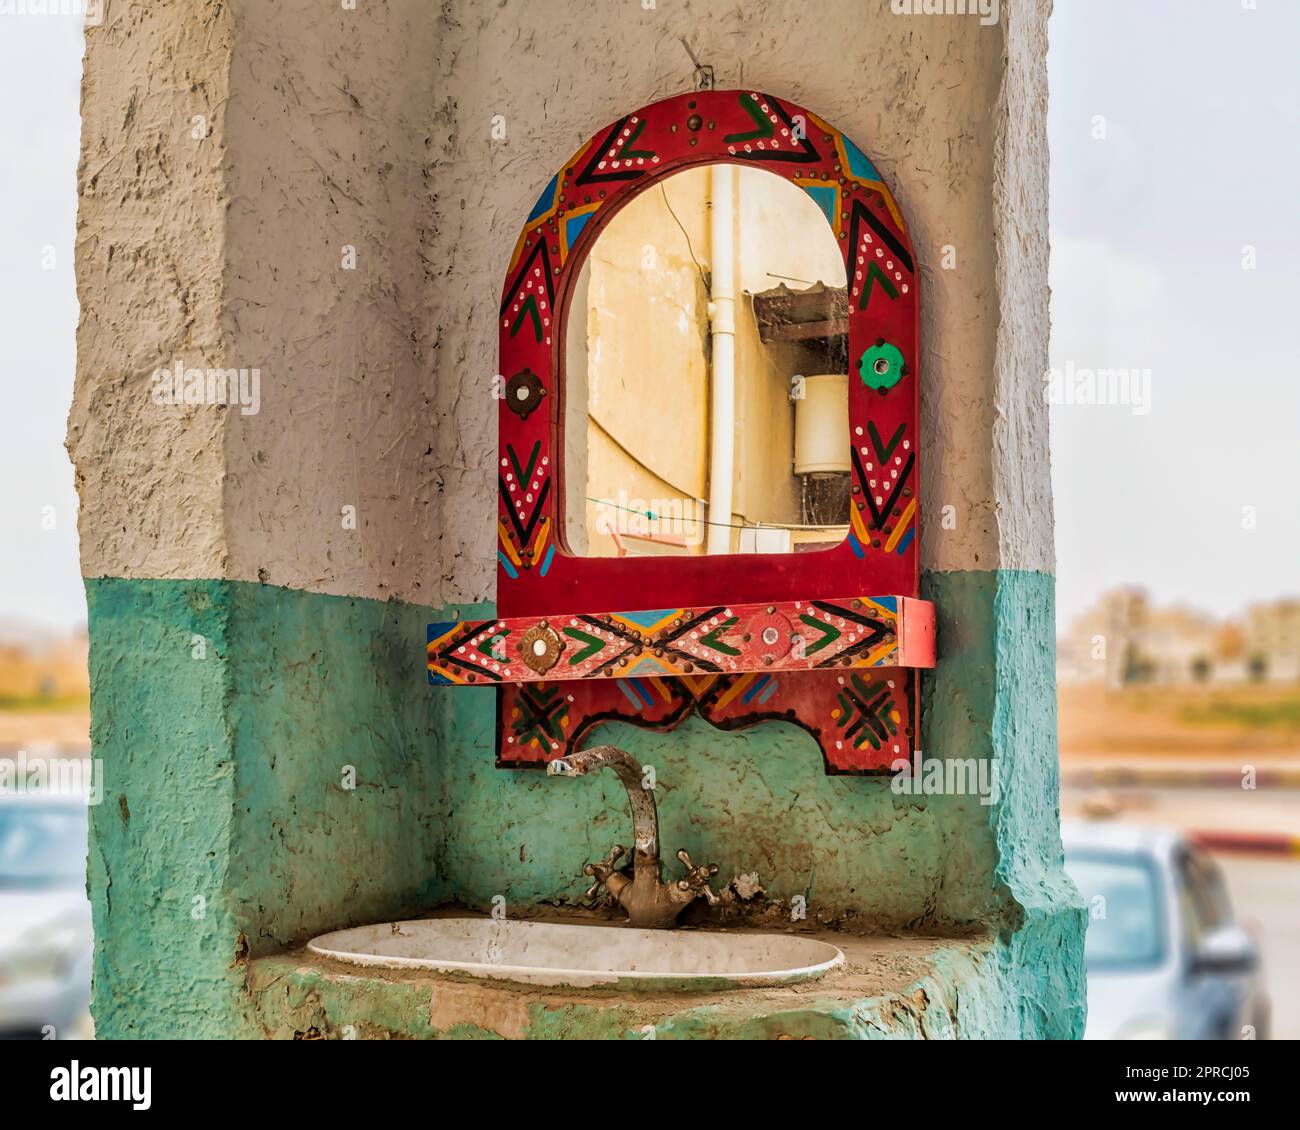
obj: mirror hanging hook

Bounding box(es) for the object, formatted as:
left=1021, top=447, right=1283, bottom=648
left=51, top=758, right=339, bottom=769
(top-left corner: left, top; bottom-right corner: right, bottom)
left=678, top=37, right=714, bottom=92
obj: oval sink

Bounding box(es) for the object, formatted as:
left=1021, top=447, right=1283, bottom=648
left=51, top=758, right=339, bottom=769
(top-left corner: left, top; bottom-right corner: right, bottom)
left=307, top=918, right=844, bottom=990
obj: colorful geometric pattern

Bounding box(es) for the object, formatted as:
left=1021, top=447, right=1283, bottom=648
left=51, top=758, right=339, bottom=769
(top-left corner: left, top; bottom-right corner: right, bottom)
left=428, top=596, right=934, bottom=687
left=497, top=668, right=919, bottom=776
left=494, top=89, right=920, bottom=616
left=429, top=90, right=928, bottom=777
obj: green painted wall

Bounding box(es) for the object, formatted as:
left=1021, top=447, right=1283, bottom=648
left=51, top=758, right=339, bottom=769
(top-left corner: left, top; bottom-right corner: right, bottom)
left=84, top=570, right=1084, bottom=1039
left=85, top=577, right=448, bottom=1037
left=85, top=579, right=248, bottom=1038
left=441, top=705, right=994, bottom=930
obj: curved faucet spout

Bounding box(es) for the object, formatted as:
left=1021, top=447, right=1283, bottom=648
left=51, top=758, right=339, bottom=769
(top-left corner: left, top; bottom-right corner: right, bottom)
left=547, top=746, right=659, bottom=859
left=547, top=745, right=719, bottom=929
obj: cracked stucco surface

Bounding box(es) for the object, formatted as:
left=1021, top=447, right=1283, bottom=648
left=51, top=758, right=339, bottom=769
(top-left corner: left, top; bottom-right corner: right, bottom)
left=993, top=0, right=1055, bottom=573
left=71, top=0, right=1052, bottom=603
left=69, top=0, right=233, bottom=581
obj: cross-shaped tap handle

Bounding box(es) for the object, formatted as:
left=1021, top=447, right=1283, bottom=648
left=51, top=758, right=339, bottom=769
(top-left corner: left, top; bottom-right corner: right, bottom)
left=582, top=843, right=626, bottom=900
left=675, top=849, right=721, bottom=905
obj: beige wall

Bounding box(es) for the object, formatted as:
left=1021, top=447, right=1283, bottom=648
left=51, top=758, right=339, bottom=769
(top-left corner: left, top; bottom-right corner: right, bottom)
left=733, top=166, right=844, bottom=291
left=570, top=164, right=846, bottom=557
left=578, top=166, right=710, bottom=556
left=732, top=166, right=845, bottom=540
left=69, top=1, right=234, bottom=581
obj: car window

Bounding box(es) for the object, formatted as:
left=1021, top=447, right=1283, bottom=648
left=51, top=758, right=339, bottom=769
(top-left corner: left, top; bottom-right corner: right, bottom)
left=0, top=804, right=88, bottom=888
left=1174, top=847, right=1232, bottom=952
left=1065, top=851, right=1166, bottom=970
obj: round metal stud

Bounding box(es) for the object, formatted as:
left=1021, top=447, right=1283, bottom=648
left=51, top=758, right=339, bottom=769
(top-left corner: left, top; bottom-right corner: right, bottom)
left=519, top=624, right=564, bottom=675
left=504, top=368, right=546, bottom=420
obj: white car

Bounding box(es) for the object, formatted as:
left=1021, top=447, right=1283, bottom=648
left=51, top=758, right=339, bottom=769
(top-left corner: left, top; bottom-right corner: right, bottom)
left=0, top=790, right=92, bottom=1039
left=1063, top=820, right=1269, bottom=1040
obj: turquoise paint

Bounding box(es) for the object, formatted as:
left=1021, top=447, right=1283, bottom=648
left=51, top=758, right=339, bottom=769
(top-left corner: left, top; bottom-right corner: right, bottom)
left=799, top=182, right=838, bottom=229
left=249, top=964, right=438, bottom=1040
left=921, top=568, right=1087, bottom=1036
left=526, top=174, right=558, bottom=223
left=989, top=570, right=1089, bottom=1037
left=84, top=577, right=450, bottom=1037
left=438, top=700, right=998, bottom=932
left=84, top=579, right=250, bottom=1038
left=223, top=582, right=449, bottom=949
left=85, top=569, right=1083, bottom=1038
left=840, top=135, right=883, bottom=184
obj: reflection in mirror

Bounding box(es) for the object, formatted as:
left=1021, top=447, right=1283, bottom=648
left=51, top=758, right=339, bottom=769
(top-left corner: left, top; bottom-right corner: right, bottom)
left=563, top=164, right=849, bottom=557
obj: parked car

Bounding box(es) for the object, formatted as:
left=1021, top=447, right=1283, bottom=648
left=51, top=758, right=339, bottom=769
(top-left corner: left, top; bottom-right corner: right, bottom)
left=0, top=790, right=92, bottom=1039
left=1063, top=820, right=1269, bottom=1039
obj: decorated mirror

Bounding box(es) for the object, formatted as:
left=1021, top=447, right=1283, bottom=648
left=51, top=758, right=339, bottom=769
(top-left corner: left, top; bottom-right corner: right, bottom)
left=428, top=89, right=935, bottom=774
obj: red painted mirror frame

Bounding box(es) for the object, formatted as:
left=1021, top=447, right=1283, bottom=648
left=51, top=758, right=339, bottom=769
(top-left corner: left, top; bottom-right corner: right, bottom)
left=429, top=89, right=935, bottom=774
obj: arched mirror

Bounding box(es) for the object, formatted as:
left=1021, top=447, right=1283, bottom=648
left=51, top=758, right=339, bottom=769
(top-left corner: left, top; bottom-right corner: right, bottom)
left=430, top=90, right=933, bottom=776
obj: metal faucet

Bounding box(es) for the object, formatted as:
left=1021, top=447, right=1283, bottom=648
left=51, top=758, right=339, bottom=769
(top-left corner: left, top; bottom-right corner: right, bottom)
left=547, top=745, right=720, bottom=929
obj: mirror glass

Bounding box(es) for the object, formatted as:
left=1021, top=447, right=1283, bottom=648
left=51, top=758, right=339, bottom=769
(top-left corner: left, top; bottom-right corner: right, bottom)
left=563, top=164, right=849, bottom=557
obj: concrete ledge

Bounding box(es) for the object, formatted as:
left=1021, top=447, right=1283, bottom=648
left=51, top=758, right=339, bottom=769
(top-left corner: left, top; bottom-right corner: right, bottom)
left=245, top=924, right=1024, bottom=1040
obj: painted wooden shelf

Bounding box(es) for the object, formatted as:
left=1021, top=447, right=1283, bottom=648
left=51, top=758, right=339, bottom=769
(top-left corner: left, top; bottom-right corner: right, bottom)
left=427, top=595, right=934, bottom=686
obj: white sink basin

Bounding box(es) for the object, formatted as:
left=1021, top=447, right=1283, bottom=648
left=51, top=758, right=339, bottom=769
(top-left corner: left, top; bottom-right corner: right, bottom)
left=307, top=918, right=844, bottom=990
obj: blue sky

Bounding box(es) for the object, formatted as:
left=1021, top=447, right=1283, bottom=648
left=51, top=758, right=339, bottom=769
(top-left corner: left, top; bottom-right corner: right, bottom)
left=1, top=2, right=1296, bottom=633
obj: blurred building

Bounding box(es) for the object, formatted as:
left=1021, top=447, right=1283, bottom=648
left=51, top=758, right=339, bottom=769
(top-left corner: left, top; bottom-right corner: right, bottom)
left=1059, top=587, right=1299, bottom=687
left=1243, top=598, right=1300, bottom=683
left=0, top=625, right=89, bottom=704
